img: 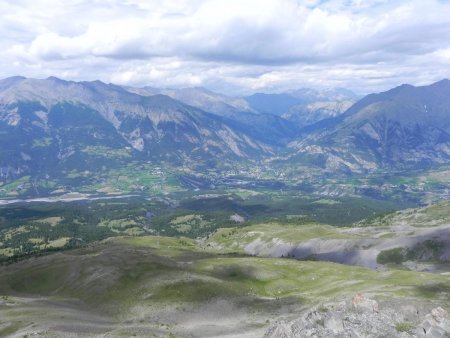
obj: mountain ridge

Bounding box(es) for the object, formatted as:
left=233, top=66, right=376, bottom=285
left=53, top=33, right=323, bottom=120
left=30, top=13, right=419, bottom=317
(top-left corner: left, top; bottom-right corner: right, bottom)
left=1, top=76, right=450, bottom=181
left=0, top=77, right=279, bottom=181
left=287, top=79, right=450, bottom=172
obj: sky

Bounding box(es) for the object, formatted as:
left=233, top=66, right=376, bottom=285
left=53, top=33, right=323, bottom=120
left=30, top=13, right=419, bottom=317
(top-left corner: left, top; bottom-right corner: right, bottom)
left=1, top=0, right=450, bottom=95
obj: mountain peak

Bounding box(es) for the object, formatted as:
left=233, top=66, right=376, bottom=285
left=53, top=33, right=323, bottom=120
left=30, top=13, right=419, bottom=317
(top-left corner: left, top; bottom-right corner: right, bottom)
left=3, top=75, right=26, bottom=81
left=397, top=83, right=415, bottom=90
left=46, top=76, right=65, bottom=82
left=80, top=79, right=108, bottom=87
left=0, top=76, right=26, bottom=91
left=430, top=78, right=450, bottom=88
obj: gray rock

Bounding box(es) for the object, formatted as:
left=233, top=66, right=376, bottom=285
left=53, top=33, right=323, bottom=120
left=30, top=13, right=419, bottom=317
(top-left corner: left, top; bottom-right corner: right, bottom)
left=265, top=294, right=450, bottom=338
left=415, top=307, right=450, bottom=338
left=324, top=314, right=344, bottom=333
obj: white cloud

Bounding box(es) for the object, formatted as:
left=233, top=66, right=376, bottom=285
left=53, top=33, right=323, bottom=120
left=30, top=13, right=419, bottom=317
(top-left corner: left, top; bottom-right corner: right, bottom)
left=1, top=0, right=450, bottom=94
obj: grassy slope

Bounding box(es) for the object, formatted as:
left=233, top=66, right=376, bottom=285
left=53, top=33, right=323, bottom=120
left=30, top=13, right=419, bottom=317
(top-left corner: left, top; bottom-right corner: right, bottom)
left=0, top=201, right=449, bottom=336
left=0, top=235, right=448, bottom=337
left=205, top=201, right=450, bottom=254
left=360, top=200, right=450, bottom=228
left=205, top=222, right=357, bottom=253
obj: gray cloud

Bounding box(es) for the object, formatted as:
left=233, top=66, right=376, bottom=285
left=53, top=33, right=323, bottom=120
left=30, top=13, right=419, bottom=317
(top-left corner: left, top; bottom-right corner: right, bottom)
left=1, top=0, right=450, bottom=94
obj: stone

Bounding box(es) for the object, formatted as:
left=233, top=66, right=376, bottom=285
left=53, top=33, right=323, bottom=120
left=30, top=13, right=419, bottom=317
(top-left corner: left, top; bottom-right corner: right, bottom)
left=416, top=307, right=450, bottom=338
left=352, top=293, right=379, bottom=313
left=431, top=307, right=449, bottom=323
left=323, top=314, right=344, bottom=334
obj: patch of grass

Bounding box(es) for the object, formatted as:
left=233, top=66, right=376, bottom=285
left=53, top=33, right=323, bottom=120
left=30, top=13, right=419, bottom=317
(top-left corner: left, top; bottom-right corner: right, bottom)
left=32, top=137, right=52, bottom=148
left=318, top=305, right=328, bottom=313
left=379, top=232, right=396, bottom=239
left=123, top=227, right=146, bottom=236
left=81, top=145, right=132, bottom=158
left=151, top=279, right=240, bottom=303
left=4, top=265, right=68, bottom=294
left=0, top=323, right=21, bottom=337
left=0, top=176, right=30, bottom=197
left=362, top=200, right=450, bottom=228
left=28, top=238, right=44, bottom=244
left=35, top=217, right=63, bottom=226
left=0, top=248, right=14, bottom=257
left=98, top=219, right=139, bottom=232
left=395, top=321, right=416, bottom=333
left=114, top=236, right=200, bottom=257
left=195, top=256, right=450, bottom=302
left=313, top=199, right=341, bottom=205
left=45, top=237, right=71, bottom=248
left=169, top=214, right=211, bottom=233
left=416, top=282, right=450, bottom=299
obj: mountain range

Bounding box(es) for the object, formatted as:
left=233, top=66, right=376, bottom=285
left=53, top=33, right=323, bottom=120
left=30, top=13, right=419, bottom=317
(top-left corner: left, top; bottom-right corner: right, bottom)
left=288, top=79, right=450, bottom=172
left=1, top=76, right=450, bottom=182
left=0, top=77, right=275, bottom=180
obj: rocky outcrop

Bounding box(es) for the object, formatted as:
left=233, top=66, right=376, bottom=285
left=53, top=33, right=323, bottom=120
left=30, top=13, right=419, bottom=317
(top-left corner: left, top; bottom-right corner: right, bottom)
left=418, top=307, right=450, bottom=338
left=264, top=294, right=449, bottom=337
left=242, top=223, right=450, bottom=272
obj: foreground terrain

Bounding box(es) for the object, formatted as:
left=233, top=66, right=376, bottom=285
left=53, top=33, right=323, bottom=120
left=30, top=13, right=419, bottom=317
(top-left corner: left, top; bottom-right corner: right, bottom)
left=0, top=199, right=450, bottom=337
left=0, top=234, right=449, bottom=337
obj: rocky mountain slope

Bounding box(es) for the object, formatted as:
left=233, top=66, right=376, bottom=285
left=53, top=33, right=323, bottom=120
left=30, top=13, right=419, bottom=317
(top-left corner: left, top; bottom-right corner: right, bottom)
left=126, top=86, right=300, bottom=146
left=266, top=295, right=449, bottom=338
left=287, top=80, right=450, bottom=172
left=245, top=87, right=358, bottom=127
left=0, top=77, right=276, bottom=180
left=2, top=76, right=450, bottom=182
left=282, top=100, right=354, bottom=128
left=128, top=86, right=256, bottom=117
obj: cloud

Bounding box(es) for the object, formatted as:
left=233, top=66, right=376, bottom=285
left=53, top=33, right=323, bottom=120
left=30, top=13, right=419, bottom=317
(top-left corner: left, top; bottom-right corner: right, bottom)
left=1, top=0, right=450, bottom=94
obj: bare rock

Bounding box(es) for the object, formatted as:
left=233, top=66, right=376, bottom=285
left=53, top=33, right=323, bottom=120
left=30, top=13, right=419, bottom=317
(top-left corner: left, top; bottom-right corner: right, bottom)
left=264, top=295, right=449, bottom=338
left=352, top=293, right=379, bottom=313
left=431, top=307, right=449, bottom=323
left=415, top=307, right=450, bottom=337
left=324, top=315, right=344, bottom=334
left=230, top=213, right=245, bottom=223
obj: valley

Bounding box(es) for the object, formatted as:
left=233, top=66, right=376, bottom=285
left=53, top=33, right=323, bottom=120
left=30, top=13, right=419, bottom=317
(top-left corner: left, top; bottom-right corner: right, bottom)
left=0, top=76, right=449, bottom=337
left=3, top=0, right=450, bottom=336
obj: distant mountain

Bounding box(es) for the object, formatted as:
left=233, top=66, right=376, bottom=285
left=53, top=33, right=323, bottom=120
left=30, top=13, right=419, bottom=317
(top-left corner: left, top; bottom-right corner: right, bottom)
left=0, top=77, right=276, bottom=180
left=287, top=80, right=450, bottom=172
left=244, top=88, right=358, bottom=127
left=244, top=93, right=302, bottom=116
left=2, top=76, right=449, bottom=182
left=127, top=86, right=358, bottom=140
left=282, top=100, right=354, bottom=128
left=288, top=87, right=359, bottom=102
left=127, top=86, right=256, bottom=118
left=125, top=86, right=300, bottom=146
